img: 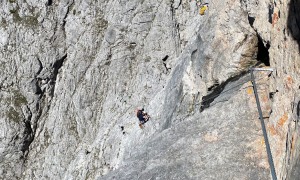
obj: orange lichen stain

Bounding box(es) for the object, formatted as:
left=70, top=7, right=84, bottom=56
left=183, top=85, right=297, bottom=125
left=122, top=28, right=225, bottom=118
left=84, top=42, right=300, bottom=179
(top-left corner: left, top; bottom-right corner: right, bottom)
left=269, top=125, right=277, bottom=136
left=277, top=113, right=288, bottom=127
left=287, top=75, right=293, bottom=84
left=261, top=138, right=265, bottom=145
left=247, top=87, right=253, bottom=95
left=272, top=12, right=279, bottom=27
left=285, top=75, right=294, bottom=89
left=204, top=133, right=219, bottom=142
left=262, top=94, right=269, bottom=103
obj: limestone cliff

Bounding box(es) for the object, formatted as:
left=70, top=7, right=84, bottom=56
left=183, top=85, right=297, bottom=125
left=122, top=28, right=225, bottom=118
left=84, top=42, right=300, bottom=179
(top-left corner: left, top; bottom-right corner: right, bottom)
left=0, top=0, right=299, bottom=179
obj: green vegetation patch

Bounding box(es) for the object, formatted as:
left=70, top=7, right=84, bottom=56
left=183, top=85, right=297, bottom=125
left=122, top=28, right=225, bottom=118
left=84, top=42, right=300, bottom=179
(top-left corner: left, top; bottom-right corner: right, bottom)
left=10, top=4, right=39, bottom=27
left=2, top=89, right=27, bottom=123
left=6, top=107, right=20, bottom=123
left=94, top=10, right=108, bottom=33
left=22, top=15, right=39, bottom=26
left=69, top=118, right=80, bottom=138
left=95, top=17, right=108, bottom=32
left=10, top=9, right=22, bottom=21
left=144, top=56, right=151, bottom=62
left=1, top=18, right=7, bottom=28
left=43, top=129, right=50, bottom=147
left=12, top=89, right=27, bottom=107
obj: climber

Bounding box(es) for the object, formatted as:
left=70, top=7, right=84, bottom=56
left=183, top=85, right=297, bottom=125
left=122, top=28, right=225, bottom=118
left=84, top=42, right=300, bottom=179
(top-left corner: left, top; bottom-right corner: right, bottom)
left=199, top=3, right=208, bottom=15
left=136, top=108, right=150, bottom=128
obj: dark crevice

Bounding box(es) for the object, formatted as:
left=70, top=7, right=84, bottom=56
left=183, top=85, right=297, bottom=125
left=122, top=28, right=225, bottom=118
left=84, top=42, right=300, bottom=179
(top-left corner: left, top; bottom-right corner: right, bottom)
left=285, top=133, right=291, bottom=166
left=19, top=0, right=71, bottom=166
left=256, top=35, right=270, bottom=66
left=35, top=57, right=43, bottom=76
left=246, top=14, right=270, bottom=66
left=163, top=62, right=171, bottom=72
left=21, top=121, right=33, bottom=154
left=138, top=21, right=153, bottom=24
left=162, top=55, right=169, bottom=62
left=47, top=0, right=52, bottom=6
left=283, top=28, right=288, bottom=41
left=48, top=54, right=67, bottom=97
left=62, top=1, right=74, bottom=28
left=20, top=107, right=33, bottom=159
left=162, top=55, right=170, bottom=72
left=269, top=92, right=276, bottom=100
left=31, top=78, right=42, bottom=95
left=191, top=49, right=197, bottom=60
left=52, top=54, right=67, bottom=80
left=85, top=150, right=91, bottom=155
left=207, top=82, right=220, bottom=92
left=62, top=12, right=68, bottom=27
left=268, top=4, right=274, bottom=24
left=200, top=71, right=248, bottom=112
left=287, top=0, right=300, bottom=52
left=248, top=15, right=255, bottom=28
left=174, top=0, right=182, bottom=9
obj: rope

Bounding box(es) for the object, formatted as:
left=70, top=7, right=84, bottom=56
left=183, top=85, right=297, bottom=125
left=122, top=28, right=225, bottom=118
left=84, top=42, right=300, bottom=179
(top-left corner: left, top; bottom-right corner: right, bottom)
left=194, top=69, right=276, bottom=179
left=250, top=69, right=277, bottom=180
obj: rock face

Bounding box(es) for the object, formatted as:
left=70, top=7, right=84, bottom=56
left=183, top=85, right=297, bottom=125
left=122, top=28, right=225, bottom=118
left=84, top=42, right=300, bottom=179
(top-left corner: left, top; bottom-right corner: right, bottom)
left=0, top=0, right=299, bottom=179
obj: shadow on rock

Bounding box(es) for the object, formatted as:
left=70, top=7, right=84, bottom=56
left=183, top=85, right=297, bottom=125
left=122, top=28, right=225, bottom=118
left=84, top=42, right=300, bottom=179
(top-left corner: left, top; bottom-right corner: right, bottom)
left=287, top=0, right=300, bottom=52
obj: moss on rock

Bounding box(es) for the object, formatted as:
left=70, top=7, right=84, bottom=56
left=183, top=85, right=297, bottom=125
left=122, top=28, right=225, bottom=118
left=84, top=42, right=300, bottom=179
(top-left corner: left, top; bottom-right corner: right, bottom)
left=6, top=107, right=20, bottom=123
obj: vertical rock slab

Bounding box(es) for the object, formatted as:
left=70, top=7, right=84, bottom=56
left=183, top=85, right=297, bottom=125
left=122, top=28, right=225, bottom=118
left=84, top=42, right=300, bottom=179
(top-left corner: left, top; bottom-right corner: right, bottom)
left=0, top=0, right=299, bottom=179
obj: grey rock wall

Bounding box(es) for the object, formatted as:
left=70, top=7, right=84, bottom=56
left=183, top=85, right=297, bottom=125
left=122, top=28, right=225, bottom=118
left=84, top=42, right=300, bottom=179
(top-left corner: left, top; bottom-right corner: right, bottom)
left=0, top=0, right=299, bottom=179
